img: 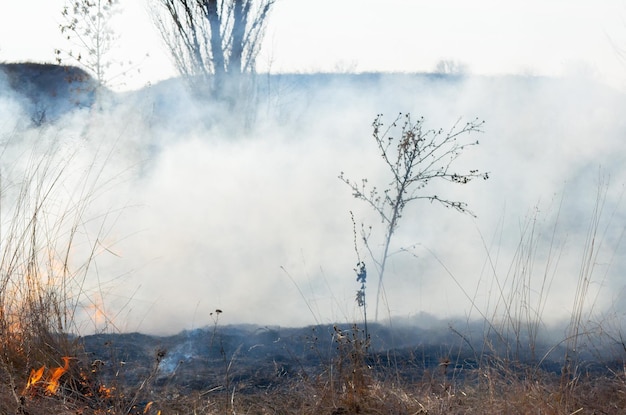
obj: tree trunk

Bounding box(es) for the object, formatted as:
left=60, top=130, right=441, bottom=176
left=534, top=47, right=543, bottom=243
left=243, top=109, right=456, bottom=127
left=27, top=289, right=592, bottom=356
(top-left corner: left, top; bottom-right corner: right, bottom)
left=205, top=0, right=226, bottom=96
left=229, top=0, right=247, bottom=75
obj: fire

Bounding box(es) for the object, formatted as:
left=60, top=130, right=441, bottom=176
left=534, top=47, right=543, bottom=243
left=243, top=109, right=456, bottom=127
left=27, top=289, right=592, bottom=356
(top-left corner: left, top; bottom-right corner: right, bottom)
left=84, top=293, right=115, bottom=332
left=23, top=366, right=45, bottom=393
left=98, top=384, right=115, bottom=399
left=142, top=402, right=161, bottom=415
left=46, top=356, right=71, bottom=394
left=23, top=356, right=72, bottom=396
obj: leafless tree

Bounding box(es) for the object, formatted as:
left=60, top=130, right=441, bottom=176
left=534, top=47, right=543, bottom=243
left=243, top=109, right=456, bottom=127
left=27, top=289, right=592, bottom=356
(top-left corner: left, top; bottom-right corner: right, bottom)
left=152, top=0, right=275, bottom=103
left=340, top=113, right=489, bottom=321
left=55, top=0, right=121, bottom=88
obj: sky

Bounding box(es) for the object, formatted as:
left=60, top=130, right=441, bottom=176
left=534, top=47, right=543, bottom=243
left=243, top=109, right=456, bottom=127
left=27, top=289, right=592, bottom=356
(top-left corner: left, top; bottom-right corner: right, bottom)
left=1, top=1, right=626, bottom=338
left=1, top=1, right=626, bottom=90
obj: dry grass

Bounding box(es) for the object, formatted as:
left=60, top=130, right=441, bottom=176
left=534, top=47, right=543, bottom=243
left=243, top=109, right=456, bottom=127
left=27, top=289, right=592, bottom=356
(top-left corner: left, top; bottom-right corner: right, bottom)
left=4, top=358, right=626, bottom=415
left=0, top=131, right=134, bottom=414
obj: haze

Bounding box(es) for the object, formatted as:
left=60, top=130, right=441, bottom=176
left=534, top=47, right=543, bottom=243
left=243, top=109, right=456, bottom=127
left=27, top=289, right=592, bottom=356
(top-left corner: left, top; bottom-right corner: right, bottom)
left=0, top=2, right=625, bottom=337
left=1, top=1, right=625, bottom=89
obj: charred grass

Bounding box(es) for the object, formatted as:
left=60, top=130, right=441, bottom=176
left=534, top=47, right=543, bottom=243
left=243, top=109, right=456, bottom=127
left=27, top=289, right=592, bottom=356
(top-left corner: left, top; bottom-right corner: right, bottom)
left=1, top=321, right=624, bottom=415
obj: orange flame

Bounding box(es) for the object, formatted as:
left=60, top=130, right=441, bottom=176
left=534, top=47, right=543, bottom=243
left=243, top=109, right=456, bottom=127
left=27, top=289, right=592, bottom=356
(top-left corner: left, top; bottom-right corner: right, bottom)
left=98, top=384, right=115, bottom=399
left=45, top=356, right=71, bottom=395
left=23, top=366, right=45, bottom=394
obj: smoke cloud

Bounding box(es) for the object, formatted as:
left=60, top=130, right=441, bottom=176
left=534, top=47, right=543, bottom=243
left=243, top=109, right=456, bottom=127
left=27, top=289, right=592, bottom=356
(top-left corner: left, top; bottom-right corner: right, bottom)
left=0, top=67, right=625, bottom=336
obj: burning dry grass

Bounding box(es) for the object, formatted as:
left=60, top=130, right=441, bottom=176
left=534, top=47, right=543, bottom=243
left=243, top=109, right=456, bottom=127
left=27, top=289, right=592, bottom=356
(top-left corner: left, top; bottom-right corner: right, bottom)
left=10, top=349, right=161, bottom=414
left=3, top=356, right=626, bottom=415
left=23, top=356, right=71, bottom=395
left=0, top=130, right=134, bottom=413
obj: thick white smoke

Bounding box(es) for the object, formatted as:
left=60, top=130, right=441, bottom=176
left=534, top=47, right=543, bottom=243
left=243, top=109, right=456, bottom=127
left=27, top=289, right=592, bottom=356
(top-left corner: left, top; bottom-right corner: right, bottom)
left=1, top=68, right=625, bottom=336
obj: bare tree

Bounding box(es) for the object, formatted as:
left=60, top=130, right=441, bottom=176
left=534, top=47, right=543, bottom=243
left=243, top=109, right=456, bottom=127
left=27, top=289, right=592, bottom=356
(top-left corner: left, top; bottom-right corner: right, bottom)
left=55, top=0, right=121, bottom=88
left=340, top=113, right=489, bottom=321
left=152, top=0, right=275, bottom=102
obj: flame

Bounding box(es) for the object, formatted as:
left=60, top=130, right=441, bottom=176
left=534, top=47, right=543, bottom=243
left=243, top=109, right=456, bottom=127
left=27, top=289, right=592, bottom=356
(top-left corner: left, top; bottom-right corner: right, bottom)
left=23, top=366, right=45, bottom=393
left=142, top=402, right=161, bottom=414
left=98, top=384, right=115, bottom=399
left=84, top=293, right=114, bottom=331
left=45, top=356, right=71, bottom=394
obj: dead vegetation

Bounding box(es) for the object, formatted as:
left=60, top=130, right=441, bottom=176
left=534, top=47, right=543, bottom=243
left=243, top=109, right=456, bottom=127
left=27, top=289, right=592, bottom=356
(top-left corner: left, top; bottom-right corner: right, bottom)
left=5, top=337, right=625, bottom=415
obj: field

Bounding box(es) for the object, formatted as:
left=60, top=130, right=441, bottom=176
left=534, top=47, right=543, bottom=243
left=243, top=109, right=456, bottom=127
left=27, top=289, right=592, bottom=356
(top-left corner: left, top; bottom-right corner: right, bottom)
left=6, top=322, right=626, bottom=414
left=0, top=66, right=625, bottom=414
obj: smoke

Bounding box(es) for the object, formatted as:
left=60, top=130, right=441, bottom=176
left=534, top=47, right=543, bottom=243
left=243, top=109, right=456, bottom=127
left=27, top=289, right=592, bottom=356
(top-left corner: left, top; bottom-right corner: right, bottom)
left=0, top=67, right=625, bottom=337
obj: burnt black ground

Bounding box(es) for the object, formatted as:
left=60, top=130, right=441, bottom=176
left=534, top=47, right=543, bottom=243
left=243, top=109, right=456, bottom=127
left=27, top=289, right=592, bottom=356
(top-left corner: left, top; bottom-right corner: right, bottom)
left=76, top=321, right=622, bottom=396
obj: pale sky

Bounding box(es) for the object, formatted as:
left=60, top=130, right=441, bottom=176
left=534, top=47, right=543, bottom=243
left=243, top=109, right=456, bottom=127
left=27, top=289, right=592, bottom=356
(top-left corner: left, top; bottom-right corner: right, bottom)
left=1, top=1, right=625, bottom=90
